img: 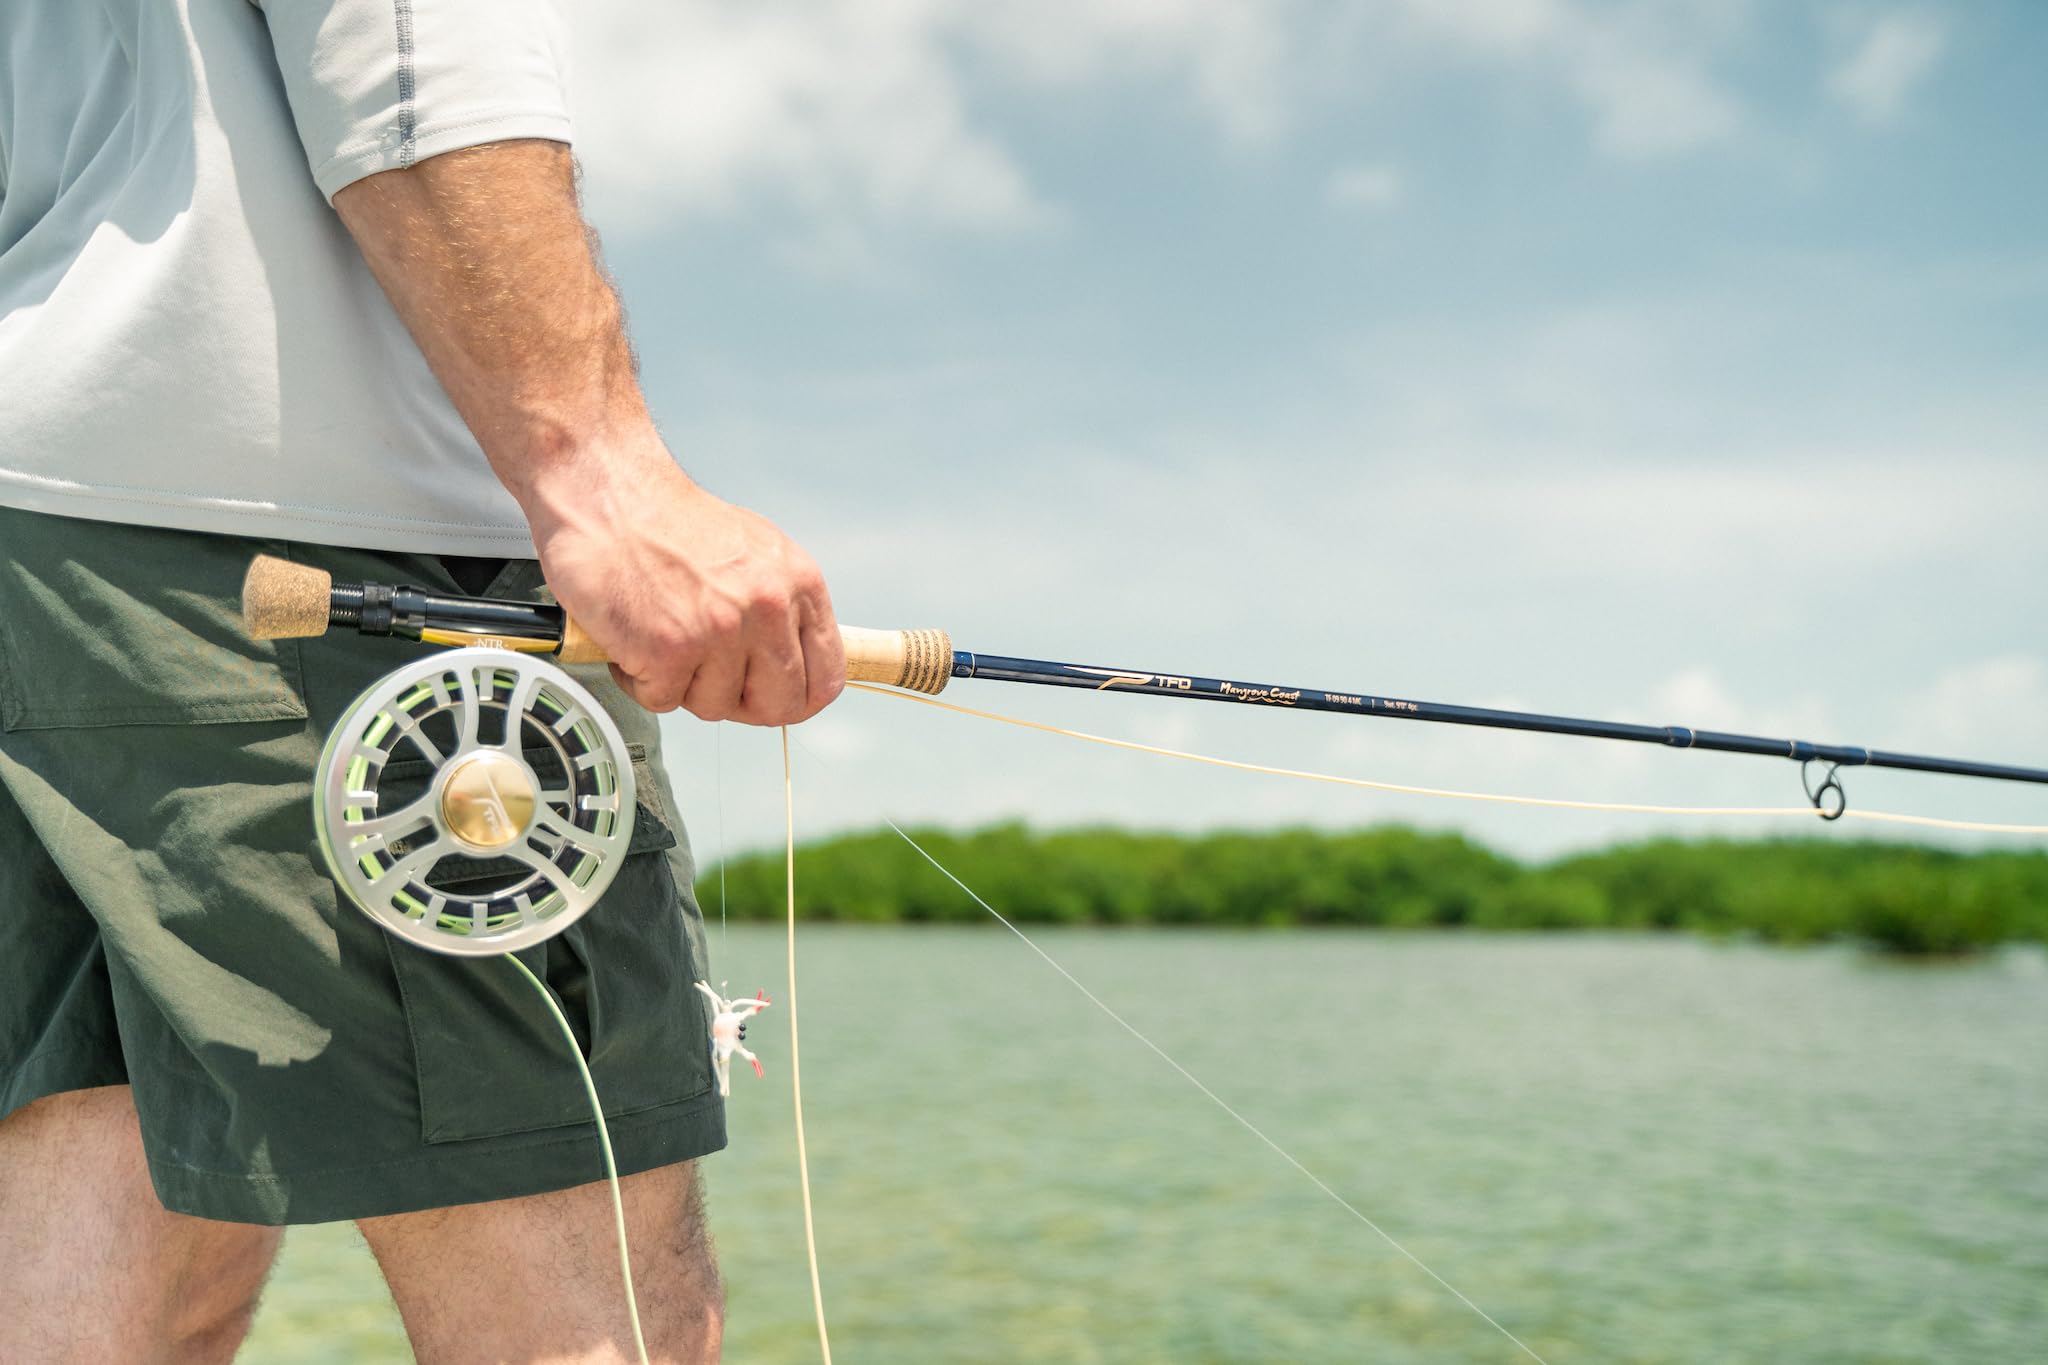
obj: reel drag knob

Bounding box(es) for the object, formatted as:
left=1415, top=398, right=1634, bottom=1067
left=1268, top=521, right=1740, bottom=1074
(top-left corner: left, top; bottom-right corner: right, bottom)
left=314, top=648, right=637, bottom=956
left=440, top=749, right=540, bottom=852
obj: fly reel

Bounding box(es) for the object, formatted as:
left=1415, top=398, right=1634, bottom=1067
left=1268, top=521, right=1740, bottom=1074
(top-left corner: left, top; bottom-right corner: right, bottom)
left=314, top=648, right=636, bottom=956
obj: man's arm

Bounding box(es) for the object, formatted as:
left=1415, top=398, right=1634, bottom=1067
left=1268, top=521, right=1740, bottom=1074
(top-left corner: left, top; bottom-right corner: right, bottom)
left=332, top=138, right=843, bottom=725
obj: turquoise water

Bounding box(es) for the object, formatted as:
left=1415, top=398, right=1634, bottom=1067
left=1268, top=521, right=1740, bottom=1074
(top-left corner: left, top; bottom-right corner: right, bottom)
left=242, top=928, right=2048, bottom=1362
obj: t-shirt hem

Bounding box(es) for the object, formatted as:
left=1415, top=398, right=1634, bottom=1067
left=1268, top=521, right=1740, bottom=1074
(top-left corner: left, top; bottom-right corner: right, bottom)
left=313, top=111, right=574, bottom=201
left=0, top=472, right=536, bottom=557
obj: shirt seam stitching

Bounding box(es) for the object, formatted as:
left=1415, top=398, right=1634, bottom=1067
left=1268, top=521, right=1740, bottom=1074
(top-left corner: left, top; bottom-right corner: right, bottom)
left=394, top=0, right=417, bottom=169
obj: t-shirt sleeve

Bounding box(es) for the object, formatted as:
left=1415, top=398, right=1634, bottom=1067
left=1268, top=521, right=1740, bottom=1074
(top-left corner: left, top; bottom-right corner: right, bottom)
left=248, top=0, right=572, bottom=202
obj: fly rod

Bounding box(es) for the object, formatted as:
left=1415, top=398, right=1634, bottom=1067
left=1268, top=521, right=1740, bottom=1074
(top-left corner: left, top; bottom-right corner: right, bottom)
left=243, top=556, right=2048, bottom=818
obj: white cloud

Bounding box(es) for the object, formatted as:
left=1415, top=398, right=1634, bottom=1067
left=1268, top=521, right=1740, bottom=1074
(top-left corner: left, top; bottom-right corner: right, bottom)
left=569, top=2, right=1046, bottom=244
left=1568, top=35, right=1742, bottom=157
left=1645, top=670, right=1840, bottom=747
left=568, top=0, right=1300, bottom=253
left=1326, top=163, right=1404, bottom=212
left=1828, top=11, right=1946, bottom=123
left=1390, top=0, right=1744, bottom=158
left=569, top=0, right=1761, bottom=257
left=1896, top=658, right=2048, bottom=760
left=964, top=0, right=1296, bottom=147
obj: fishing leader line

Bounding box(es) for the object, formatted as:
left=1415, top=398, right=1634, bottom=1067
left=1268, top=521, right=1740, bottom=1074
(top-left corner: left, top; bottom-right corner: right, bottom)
left=783, top=731, right=1553, bottom=1365
left=777, top=674, right=2048, bottom=1357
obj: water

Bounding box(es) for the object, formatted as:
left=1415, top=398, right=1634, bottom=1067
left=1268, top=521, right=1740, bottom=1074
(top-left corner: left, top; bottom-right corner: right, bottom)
left=242, top=928, right=2048, bottom=1363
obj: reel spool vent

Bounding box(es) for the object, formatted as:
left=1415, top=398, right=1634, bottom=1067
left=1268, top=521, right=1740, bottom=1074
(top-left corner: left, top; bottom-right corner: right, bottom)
left=315, top=649, right=636, bottom=956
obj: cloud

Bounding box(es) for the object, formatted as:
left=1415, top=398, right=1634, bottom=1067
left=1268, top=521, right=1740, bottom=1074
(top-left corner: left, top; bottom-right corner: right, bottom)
left=568, top=2, right=1046, bottom=244
left=1326, top=163, right=1404, bottom=212
left=568, top=0, right=1763, bottom=258
left=1567, top=34, right=1742, bottom=157
left=1896, top=658, right=2048, bottom=760
left=1389, top=0, right=1744, bottom=158
left=963, top=0, right=1296, bottom=147
left=568, top=0, right=1299, bottom=253
left=1828, top=10, right=1946, bottom=122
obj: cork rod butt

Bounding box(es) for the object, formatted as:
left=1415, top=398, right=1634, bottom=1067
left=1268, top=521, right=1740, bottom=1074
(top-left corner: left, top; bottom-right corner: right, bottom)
left=242, top=555, right=333, bottom=640
left=841, top=626, right=953, bottom=694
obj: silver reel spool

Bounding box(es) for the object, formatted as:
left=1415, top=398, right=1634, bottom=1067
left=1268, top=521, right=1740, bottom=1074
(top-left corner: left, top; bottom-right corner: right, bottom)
left=314, top=648, right=636, bottom=956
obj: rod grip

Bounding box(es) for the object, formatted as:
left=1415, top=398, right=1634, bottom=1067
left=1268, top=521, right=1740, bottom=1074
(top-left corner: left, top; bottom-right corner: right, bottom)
left=840, top=626, right=953, bottom=694
left=557, top=620, right=954, bottom=695
left=557, top=616, right=608, bottom=665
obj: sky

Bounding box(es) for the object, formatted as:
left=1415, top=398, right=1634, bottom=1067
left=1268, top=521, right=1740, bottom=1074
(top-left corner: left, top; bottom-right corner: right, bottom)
left=564, top=1, right=2048, bottom=865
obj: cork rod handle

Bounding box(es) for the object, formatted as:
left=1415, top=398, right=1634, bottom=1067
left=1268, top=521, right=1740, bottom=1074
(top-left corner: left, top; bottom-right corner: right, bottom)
left=839, top=626, right=954, bottom=694
left=559, top=620, right=954, bottom=695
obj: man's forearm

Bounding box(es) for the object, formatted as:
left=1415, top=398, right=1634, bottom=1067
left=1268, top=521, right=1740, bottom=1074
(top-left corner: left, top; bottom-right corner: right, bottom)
left=332, top=139, right=654, bottom=506
left=329, top=138, right=845, bottom=725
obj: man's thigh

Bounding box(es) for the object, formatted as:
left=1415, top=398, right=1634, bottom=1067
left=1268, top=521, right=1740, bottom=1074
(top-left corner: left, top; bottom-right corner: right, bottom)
left=360, top=1160, right=721, bottom=1365
left=0, top=1087, right=283, bottom=1364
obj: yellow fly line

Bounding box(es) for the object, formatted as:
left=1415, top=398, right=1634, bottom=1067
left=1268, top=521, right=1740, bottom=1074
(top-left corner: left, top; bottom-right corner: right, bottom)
left=783, top=727, right=834, bottom=1365
left=846, top=682, right=2048, bottom=837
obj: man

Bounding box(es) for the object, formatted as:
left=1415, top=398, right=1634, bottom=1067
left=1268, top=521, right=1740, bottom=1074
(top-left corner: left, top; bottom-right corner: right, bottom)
left=0, top=3, right=837, bottom=1361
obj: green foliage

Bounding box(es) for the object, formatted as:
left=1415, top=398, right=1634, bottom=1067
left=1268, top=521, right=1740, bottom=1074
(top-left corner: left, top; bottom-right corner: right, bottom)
left=701, top=824, right=2048, bottom=954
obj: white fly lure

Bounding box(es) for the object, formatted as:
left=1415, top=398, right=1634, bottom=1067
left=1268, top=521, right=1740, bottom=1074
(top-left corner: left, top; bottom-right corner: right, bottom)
left=694, top=981, right=771, bottom=1099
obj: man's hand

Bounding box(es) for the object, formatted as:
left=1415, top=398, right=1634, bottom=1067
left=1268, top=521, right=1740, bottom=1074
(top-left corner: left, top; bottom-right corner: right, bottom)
left=525, top=441, right=842, bottom=722
left=332, top=139, right=843, bottom=724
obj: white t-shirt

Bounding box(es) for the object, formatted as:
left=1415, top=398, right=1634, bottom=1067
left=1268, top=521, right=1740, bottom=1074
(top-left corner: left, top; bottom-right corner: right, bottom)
left=0, top=0, right=572, bottom=554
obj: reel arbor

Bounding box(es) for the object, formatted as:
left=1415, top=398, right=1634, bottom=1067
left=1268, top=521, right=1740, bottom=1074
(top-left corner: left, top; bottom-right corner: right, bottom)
left=314, top=648, right=635, bottom=956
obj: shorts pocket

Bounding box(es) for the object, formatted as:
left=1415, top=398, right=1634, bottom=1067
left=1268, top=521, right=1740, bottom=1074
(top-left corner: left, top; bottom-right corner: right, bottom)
left=383, top=750, right=719, bottom=1144
left=0, top=511, right=307, bottom=731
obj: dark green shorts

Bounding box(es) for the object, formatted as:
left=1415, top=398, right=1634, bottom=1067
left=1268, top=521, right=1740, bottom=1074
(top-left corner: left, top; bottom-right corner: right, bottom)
left=0, top=508, right=724, bottom=1225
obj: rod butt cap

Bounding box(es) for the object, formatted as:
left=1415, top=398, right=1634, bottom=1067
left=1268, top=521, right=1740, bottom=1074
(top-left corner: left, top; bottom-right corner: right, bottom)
left=242, top=555, right=333, bottom=640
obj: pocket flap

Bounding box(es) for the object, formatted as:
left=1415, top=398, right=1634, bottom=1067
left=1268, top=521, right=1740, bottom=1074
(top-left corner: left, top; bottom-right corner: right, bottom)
left=0, top=512, right=307, bottom=731
left=380, top=751, right=715, bottom=1144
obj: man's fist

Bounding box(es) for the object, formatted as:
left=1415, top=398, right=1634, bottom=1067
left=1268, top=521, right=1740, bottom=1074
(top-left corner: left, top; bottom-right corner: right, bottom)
left=527, top=444, right=845, bottom=726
